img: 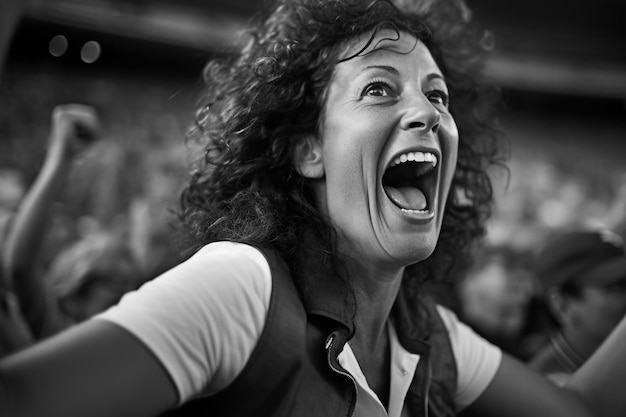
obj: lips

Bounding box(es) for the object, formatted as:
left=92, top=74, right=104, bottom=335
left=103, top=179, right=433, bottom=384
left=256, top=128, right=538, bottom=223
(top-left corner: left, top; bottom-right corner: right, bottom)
left=382, top=150, right=438, bottom=212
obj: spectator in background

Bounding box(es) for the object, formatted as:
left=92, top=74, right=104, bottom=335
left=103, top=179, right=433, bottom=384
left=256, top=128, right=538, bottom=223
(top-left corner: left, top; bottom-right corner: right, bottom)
left=0, top=283, right=33, bottom=358
left=0, top=0, right=41, bottom=356
left=0, top=169, right=25, bottom=251
left=457, top=244, right=545, bottom=360
left=1, top=104, right=143, bottom=340
left=128, top=144, right=187, bottom=279
left=603, top=175, right=626, bottom=240
left=0, top=171, right=32, bottom=357
left=528, top=228, right=626, bottom=385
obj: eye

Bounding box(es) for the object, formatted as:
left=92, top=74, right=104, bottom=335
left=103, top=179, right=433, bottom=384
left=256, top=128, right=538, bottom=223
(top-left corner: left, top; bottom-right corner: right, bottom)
left=427, top=90, right=449, bottom=108
left=361, top=81, right=393, bottom=98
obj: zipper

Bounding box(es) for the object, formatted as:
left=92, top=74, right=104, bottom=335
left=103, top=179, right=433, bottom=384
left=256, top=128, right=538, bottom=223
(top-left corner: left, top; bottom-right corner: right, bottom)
left=325, top=332, right=358, bottom=417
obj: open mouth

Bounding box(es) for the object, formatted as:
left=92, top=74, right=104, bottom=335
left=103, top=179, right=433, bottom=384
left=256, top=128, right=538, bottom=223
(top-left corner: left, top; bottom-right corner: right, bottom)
left=382, top=151, right=438, bottom=213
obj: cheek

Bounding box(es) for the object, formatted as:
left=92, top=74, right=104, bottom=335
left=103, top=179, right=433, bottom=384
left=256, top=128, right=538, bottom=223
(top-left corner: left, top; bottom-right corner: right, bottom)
left=323, top=147, right=371, bottom=225
left=599, top=294, right=626, bottom=319
left=572, top=292, right=621, bottom=325
left=320, top=117, right=389, bottom=234
left=437, top=116, right=459, bottom=204
left=322, top=114, right=387, bottom=194
left=440, top=116, right=459, bottom=166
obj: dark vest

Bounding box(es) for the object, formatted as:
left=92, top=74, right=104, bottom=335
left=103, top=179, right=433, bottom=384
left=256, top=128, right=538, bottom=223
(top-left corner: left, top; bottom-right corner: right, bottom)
left=162, top=250, right=457, bottom=417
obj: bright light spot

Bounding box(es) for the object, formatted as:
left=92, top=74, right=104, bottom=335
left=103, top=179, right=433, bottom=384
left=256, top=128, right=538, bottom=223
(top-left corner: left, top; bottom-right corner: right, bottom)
left=48, top=35, right=68, bottom=57
left=80, top=41, right=101, bottom=64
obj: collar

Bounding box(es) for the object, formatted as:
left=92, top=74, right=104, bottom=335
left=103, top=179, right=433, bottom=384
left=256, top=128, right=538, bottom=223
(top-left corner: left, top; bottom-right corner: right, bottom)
left=301, top=264, right=438, bottom=352
left=273, top=243, right=436, bottom=346
left=390, top=285, right=436, bottom=354
left=302, top=261, right=356, bottom=335
left=337, top=321, right=421, bottom=417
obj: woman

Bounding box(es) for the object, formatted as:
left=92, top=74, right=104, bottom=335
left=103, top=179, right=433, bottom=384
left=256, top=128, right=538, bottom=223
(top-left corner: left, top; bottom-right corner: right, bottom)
left=1, top=0, right=625, bottom=416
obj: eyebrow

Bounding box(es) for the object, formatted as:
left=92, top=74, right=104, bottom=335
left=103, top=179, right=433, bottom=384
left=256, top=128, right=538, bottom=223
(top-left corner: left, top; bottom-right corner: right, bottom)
left=427, top=73, right=446, bottom=83
left=361, top=65, right=446, bottom=82
left=361, top=65, right=400, bottom=76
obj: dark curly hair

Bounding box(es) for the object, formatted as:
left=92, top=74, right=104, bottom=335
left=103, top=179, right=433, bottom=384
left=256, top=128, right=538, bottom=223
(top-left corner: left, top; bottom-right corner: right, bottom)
left=180, top=0, right=503, bottom=308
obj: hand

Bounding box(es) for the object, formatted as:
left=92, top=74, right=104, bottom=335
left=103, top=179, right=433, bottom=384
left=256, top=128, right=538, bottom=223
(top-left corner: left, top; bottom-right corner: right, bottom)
left=48, top=104, right=101, bottom=163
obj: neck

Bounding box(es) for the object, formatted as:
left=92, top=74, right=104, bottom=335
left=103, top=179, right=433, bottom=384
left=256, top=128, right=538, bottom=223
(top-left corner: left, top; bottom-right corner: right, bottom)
left=345, top=258, right=404, bottom=353
left=560, top=328, right=603, bottom=362
left=337, top=250, right=406, bottom=410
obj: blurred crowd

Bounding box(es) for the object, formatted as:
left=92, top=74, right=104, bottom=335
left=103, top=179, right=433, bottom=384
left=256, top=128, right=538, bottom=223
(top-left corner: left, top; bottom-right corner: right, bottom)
left=0, top=0, right=192, bottom=355
left=0, top=100, right=188, bottom=355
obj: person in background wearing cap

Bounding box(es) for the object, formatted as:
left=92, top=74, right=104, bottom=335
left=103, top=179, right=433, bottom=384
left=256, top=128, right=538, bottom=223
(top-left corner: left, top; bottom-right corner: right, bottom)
left=528, top=228, right=626, bottom=385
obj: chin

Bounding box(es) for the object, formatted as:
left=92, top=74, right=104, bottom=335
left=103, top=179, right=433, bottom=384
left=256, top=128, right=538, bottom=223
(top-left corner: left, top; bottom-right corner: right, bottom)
left=390, top=238, right=438, bottom=267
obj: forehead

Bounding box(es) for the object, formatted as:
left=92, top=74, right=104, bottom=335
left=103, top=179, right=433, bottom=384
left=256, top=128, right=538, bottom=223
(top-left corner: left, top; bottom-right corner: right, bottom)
left=336, top=29, right=441, bottom=73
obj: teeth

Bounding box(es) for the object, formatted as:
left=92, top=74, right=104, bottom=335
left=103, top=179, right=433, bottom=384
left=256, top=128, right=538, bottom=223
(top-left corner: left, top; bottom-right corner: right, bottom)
left=401, top=208, right=430, bottom=214
left=390, top=152, right=437, bottom=168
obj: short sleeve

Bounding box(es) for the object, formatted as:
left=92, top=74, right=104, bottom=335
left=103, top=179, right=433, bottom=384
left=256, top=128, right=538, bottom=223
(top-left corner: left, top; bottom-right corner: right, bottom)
left=94, top=242, right=272, bottom=404
left=436, top=305, right=502, bottom=411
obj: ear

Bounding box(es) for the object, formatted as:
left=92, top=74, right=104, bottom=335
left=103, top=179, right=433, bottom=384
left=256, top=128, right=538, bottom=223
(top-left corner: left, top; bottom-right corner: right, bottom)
left=293, top=135, right=324, bottom=179
left=545, top=287, right=569, bottom=326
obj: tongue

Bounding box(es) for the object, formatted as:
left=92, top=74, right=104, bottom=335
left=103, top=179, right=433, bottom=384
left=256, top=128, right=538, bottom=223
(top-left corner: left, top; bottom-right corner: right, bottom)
left=384, top=186, right=427, bottom=210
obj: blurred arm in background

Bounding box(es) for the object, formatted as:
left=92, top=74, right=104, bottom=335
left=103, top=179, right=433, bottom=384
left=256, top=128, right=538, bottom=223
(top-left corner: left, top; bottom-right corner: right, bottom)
left=1, top=104, right=100, bottom=339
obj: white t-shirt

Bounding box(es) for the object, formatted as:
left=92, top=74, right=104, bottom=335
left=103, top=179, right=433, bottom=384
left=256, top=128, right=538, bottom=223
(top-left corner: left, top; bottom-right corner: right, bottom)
left=96, top=241, right=501, bottom=414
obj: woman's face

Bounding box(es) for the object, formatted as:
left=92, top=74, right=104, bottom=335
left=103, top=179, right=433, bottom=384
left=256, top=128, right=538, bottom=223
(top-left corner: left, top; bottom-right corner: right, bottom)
left=310, top=30, right=459, bottom=269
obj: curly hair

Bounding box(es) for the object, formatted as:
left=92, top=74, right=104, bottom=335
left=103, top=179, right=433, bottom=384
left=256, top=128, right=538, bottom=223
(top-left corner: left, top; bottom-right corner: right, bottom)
left=180, top=0, right=503, bottom=307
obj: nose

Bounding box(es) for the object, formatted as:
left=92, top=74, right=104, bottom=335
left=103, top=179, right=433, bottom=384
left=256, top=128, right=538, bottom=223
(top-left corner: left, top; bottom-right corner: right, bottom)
left=400, top=95, right=441, bottom=134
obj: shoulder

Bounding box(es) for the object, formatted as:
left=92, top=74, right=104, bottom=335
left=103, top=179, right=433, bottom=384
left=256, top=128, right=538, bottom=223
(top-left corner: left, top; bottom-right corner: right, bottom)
left=434, top=303, right=501, bottom=362
left=95, top=241, right=275, bottom=402
left=148, top=241, right=273, bottom=305
left=181, top=241, right=271, bottom=280
left=434, top=304, right=503, bottom=411
left=106, top=241, right=274, bottom=331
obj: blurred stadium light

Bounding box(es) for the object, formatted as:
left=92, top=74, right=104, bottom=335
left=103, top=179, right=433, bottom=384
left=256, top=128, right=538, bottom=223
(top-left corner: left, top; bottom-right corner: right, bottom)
left=25, top=0, right=248, bottom=52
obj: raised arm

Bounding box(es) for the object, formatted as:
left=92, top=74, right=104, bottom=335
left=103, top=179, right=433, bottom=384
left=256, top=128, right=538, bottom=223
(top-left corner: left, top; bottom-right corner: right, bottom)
left=0, top=318, right=178, bottom=417
left=1, top=104, right=100, bottom=337
left=461, top=352, right=593, bottom=417
left=565, top=313, right=626, bottom=416
left=464, top=313, right=626, bottom=417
